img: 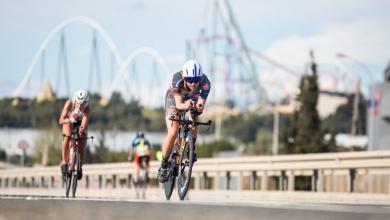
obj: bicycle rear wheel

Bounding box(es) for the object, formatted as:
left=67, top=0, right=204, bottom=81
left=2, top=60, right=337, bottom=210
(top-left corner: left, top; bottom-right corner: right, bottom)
left=177, top=133, right=194, bottom=200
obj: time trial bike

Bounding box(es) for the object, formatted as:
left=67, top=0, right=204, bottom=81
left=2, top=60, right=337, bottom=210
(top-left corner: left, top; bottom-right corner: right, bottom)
left=164, top=112, right=211, bottom=200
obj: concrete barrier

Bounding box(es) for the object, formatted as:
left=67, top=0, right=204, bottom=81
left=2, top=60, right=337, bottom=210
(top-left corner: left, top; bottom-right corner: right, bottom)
left=1, top=150, right=390, bottom=193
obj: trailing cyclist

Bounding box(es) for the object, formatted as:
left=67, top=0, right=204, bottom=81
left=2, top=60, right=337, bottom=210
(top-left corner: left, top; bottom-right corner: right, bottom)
left=157, top=60, right=211, bottom=183
left=128, top=131, right=151, bottom=184
left=59, top=89, right=90, bottom=180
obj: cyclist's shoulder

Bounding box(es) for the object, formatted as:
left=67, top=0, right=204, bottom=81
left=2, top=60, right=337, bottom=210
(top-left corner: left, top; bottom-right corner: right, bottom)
left=201, top=73, right=211, bottom=83
left=83, top=104, right=91, bottom=113
left=199, top=74, right=211, bottom=92
left=170, top=71, right=184, bottom=91
left=64, top=100, right=73, bottom=108
left=172, top=71, right=183, bottom=82
left=173, top=71, right=182, bottom=78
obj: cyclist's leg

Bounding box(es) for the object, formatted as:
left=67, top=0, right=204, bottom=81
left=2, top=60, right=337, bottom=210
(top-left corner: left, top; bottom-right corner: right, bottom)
left=145, top=155, right=150, bottom=169
left=145, top=155, right=150, bottom=183
left=158, top=93, right=180, bottom=182
left=162, top=112, right=180, bottom=159
left=162, top=92, right=180, bottom=159
left=61, top=124, right=71, bottom=164
left=61, top=124, right=71, bottom=175
left=158, top=111, right=179, bottom=182
left=134, top=152, right=140, bottom=183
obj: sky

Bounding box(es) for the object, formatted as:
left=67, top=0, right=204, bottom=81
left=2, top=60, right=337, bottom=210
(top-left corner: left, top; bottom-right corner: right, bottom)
left=0, top=0, right=389, bottom=106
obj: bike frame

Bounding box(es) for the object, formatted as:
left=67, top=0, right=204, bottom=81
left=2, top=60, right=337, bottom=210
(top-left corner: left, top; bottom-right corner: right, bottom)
left=64, top=122, right=93, bottom=198
left=67, top=123, right=81, bottom=175
left=164, top=111, right=211, bottom=200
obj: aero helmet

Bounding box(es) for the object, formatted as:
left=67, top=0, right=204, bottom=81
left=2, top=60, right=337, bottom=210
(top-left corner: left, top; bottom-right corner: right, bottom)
left=73, top=89, right=89, bottom=105
left=182, top=60, right=203, bottom=83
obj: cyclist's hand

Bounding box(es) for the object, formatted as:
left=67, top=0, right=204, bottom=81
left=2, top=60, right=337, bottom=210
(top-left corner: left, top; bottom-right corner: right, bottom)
left=79, top=126, right=86, bottom=135
left=69, top=110, right=80, bottom=123
left=184, top=100, right=194, bottom=110
left=69, top=117, right=76, bottom=124
left=196, top=103, right=204, bottom=112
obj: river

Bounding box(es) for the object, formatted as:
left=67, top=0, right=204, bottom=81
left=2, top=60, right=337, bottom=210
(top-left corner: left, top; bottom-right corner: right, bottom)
left=0, top=128, right=214, bottom=155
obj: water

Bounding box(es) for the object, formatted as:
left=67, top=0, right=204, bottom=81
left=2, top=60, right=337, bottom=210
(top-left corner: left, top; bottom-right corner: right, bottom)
left=0, top=128, right=214, bottom=155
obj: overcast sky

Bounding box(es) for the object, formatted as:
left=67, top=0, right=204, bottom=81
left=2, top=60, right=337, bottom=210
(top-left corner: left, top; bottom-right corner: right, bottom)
left=1, top=0, right=389, bottom=104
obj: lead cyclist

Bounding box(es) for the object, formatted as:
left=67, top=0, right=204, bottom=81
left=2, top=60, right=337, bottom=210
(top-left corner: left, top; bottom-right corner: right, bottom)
left=157, top=60, right=211, bottom=183
left=58, top=90, right=90, bottom=180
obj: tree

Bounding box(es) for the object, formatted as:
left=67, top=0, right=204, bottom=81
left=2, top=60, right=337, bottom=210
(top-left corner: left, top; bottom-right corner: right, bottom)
left=288, top=50, right=323, bottom=153
left=323, top=93, right=367, bottom=135
left=197, top=140, right=236, bottom=158
left=0, top=148, right=6, bottom=161
left=33, top=125, right=62, bottom=165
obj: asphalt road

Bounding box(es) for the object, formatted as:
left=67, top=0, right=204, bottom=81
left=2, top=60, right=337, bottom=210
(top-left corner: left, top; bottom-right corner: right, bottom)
left=1, top=195, right=390, bottom=220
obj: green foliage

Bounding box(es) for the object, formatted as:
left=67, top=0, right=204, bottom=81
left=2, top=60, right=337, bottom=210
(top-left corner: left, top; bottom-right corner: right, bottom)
left=0, top=148, right=6, bottom=161
left=253, top=129, right=273, bottom=154
left=8, top=153, right=35, bottom=167
left=0, top=98, right=64, bottom=128
left=294, top=176, right=312, bottom=191
left=197, top=140, right=236, bottom=158
left=0, top=92, right=165, bottom=131
left=323, top=93, right=367, bottom=135
left=222, top=113, right=273, bottom=143
left=282, top=51, right=324, bottom=154
left=33, top=125, right=62, bottom=166
left=84, top=129, right=160, bottom=164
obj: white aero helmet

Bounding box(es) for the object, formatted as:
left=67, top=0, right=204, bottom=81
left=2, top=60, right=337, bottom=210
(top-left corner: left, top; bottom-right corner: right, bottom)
left=182, top=60, right=203, bottom=83
left=73, top=89, right=89, bottom=105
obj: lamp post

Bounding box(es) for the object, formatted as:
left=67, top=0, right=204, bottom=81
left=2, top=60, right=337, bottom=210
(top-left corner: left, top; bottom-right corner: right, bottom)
left=336, top=53, right=374, bottom=81
left=336, top=52, right=374, bottom=137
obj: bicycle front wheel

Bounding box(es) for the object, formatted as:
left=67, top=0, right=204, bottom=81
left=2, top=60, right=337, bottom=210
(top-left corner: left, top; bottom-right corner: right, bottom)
left=71, top=153, right=80, bottom=198
left=65, top=174, right=72, bottom=198
left=177, top=133, right=194, bottom=200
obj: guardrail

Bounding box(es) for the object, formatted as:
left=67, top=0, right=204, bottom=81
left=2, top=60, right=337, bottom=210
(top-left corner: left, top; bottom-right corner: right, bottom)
left=1, top=150, right=390, bottom=194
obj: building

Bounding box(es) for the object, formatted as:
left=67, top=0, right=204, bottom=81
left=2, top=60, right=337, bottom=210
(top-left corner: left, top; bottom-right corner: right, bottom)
left=36, top=81, right=56, bottom=102
left=368, top=62, right=390, bottom=150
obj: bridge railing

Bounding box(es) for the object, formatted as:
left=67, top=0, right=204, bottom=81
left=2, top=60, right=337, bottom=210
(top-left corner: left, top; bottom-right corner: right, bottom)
left=0, top=150, right=389, bottom=193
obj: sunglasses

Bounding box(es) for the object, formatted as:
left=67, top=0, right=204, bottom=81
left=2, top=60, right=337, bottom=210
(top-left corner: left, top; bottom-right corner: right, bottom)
left=184, top=76, right=202, bottom=83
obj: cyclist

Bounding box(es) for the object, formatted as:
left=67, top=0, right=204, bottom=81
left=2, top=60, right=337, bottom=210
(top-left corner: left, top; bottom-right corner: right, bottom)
left=59, top=89, right=90, bottom=180
left=157, top=60, right=211, bottom=183
left=128, top=131, right=151, bottom=183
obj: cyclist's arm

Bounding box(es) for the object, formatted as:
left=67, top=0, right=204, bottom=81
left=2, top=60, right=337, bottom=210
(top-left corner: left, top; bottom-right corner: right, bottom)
left=59, top=100, right=72, bottom=125
left=145, top=140, right=152, bottom=149
left=196, top=97, right=207, bottom=112
left=80, top=106, right=90, bottom=133
left=197, top=75, right=211, bottom=112
left=128, top=147, right=133, bottom=160
left=174, top=93, right=192, bottom=110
